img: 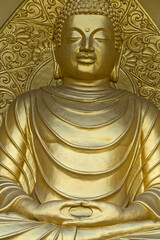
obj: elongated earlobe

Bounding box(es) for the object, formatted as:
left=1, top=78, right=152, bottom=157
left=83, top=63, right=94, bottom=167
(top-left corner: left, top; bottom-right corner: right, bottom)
left=52, top=45, right=62, bottom=80
left=54, top=63, right=62, bottom=80
left=110, top=47, right=123, bottom=83
left=110, top=65, right=119, bottom=83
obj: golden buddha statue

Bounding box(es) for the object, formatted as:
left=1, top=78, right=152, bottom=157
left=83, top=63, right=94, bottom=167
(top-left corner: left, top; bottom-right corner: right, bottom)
left=0, top=0, right=160, bottom=239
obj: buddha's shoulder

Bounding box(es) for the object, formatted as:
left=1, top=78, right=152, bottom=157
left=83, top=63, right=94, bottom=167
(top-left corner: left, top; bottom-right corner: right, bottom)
left=120, top=89, right=160, bottom=118
left=109, top=88, right=160, bottom=118
left=7, top=88, right=45, bottom=115
left=113, top=88, right=150, bottom=105
left=13, top=87, right=51, bottom=104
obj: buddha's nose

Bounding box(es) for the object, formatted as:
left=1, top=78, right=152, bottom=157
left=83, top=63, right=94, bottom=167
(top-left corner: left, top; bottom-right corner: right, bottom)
left=80, top=38, right=94, bottom=53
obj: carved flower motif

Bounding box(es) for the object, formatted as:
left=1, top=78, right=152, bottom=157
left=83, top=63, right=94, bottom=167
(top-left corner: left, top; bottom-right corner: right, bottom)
left=121, top=49, right=137, bottom=68
left=142, top=41, right=160, bottom=63
left=6, top=28, right=31, bottom=45
left=33, top=40, right=52, bottom=63
left=140, top=19, right=154, bottom=30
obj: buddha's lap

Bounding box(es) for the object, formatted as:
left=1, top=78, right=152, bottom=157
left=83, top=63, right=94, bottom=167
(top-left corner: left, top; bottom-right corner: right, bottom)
left=0, top=212, right=160, bottom=240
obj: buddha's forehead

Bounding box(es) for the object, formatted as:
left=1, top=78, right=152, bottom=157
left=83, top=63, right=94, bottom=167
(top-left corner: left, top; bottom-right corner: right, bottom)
left=63, top=15, right=113, bottom=33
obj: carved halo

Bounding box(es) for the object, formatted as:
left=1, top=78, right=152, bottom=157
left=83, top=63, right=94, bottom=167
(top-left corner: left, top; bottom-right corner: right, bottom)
left=0, top=0, right=160, bottom=125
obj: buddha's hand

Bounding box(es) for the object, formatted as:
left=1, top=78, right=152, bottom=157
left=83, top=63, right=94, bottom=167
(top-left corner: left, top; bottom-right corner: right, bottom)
left=63, top=201, right=125, bottom=227
left=33, top=200, right=85, bottom=225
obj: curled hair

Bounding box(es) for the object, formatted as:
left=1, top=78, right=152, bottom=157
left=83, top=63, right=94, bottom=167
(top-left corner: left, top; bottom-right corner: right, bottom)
left=53, top=0, right=122, bottom=49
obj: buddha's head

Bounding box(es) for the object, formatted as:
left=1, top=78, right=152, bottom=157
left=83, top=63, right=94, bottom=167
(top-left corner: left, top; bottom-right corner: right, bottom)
left=53, top=0, right=122, bottom=85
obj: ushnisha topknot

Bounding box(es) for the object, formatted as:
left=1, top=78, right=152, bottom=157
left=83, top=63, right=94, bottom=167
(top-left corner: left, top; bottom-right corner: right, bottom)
left=53, top=0, right=122, bottom=49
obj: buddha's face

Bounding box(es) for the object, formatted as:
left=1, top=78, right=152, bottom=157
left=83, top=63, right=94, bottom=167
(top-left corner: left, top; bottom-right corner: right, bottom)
left=55, top=14, right=118, bottom=82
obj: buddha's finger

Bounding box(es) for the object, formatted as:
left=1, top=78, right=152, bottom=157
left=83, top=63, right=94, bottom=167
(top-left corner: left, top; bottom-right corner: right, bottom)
left=62, top=200, right=84, bottom=207
left=81, top=201, right=99, bottom=209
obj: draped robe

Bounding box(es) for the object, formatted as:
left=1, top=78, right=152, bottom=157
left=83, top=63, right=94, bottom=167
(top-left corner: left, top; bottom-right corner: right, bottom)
left=0, top=85, right=160, bottom=239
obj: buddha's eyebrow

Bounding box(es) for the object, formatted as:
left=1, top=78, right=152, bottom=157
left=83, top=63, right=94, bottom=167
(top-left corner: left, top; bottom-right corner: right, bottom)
left=68, top=27, right=84, bottom=35
left=91, top=28, right=111, bottom=39
left=67, top=27, right=110, bottom=39
left=92, top=28, right=110, bottom=35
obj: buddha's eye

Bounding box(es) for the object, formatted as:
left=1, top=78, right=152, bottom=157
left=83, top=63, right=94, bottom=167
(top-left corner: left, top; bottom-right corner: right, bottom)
left=67, top=31, right=82, bottom=42
left=94, top=31, right=110, bottom=43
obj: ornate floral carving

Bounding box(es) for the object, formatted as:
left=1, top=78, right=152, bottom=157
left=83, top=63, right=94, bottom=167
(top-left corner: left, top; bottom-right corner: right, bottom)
left=0, top=0, right=160, bottom=117
left=118, top=0, right=160, bottom=108
left=142, top=41, right=160, bottom=64
left=0, top=0, right=64, bottom=115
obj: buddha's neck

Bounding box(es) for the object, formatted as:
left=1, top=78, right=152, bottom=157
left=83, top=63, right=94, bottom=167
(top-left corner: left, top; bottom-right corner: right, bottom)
left=62, top=77, right=112, bottom=90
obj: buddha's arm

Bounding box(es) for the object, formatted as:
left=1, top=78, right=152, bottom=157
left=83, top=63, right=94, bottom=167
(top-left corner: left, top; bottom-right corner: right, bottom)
left=0, top=93, right=84, bottom=224
left=63, top=201, right=150, bottom=227
left=70, top=102, right=160, bottom=240
left=0, top=94, right=37, bottom=218
left=64, top=101, right=160, bottom=228
left=132, top=102, right=160, bottom=220
left=117, top=102, right=160, bottom=223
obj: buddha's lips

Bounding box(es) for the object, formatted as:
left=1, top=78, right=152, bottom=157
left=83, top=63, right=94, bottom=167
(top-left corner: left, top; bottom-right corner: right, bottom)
left=77, top=54, right=96, bottom=64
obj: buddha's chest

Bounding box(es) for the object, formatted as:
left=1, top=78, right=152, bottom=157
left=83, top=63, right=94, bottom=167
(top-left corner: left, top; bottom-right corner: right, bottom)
left=32, top=90, right=137, bottom=148
left=31, top=108, right=139, bottom=173
left=33, top=110, right=135, bottom=150
left=30, top=91, right=140, bottom=174
left=34, top=136, right=132, bottom=204
left=31, top=106, right=139, bottom=204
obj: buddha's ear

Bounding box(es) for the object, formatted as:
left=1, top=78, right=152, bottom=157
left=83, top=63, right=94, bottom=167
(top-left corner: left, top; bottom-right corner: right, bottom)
left=52, top=40, right=63, bottom=80
left=110, top=46, right=123, bottom=83
left=52, top=36, right=57, bottom=48
left=54, top=64, right=62, bottom=80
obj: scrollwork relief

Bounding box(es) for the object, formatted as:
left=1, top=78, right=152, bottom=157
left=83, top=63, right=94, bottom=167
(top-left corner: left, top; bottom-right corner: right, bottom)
left=119, top=0, right=160, bottom=108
